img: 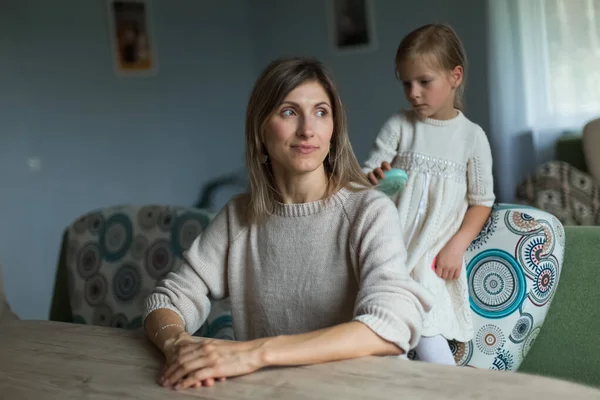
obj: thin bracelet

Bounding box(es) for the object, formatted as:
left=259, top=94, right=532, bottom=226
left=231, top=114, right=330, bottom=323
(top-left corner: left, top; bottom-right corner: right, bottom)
left=154, top=323, right=184, bottom=339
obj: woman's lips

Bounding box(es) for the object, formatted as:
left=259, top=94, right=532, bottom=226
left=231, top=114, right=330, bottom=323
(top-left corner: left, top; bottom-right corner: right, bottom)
left=291, top=144, right=318, bottom=154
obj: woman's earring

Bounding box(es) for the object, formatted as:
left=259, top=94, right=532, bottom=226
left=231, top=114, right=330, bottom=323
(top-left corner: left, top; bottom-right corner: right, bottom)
left=261, top=154, right=268, bottom=164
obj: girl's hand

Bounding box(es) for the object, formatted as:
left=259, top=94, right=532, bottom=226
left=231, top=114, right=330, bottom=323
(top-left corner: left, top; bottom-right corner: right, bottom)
left=160, top=338, right=266, bottom=390
left=367, top=161, right=392, bottom=185
left=434, top=237, right=466, bottom=280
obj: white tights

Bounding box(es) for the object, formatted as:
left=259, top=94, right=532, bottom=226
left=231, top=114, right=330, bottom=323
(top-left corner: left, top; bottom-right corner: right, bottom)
left=414, top=335, right=456, bottom=366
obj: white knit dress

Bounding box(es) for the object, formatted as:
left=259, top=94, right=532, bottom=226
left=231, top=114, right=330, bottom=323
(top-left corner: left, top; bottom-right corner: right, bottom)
left=363, top=109, right=495, bottom=342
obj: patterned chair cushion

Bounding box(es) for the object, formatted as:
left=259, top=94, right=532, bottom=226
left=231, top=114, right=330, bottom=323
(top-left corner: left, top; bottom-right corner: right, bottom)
left=443, top=204, right=564, bottom=370
left=65, top=205, right=232, bottom=339
left=516, top=161, right=600, bottom=226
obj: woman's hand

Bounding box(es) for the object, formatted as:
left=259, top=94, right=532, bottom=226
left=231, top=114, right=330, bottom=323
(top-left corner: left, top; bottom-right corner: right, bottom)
left=162, top=331, right=196, bottom=367
left=161, top=332, right=223, bottom=389
left=434, top=236, right=466, bottom=280
left=160, top=337, right=266, bottom=390
left=159, top=321, right=408, bottom=390
left=367, top=161, right=392, bottom=185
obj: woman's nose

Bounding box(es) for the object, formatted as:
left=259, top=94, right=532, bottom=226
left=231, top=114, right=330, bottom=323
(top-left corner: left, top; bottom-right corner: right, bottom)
left=297, top=116, right=315, bottom=137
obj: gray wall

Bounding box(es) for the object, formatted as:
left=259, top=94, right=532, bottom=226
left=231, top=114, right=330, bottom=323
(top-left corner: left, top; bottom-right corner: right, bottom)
left=0, top=0, right=255, bottom=319
left=1, top=0, right=496, bottom=319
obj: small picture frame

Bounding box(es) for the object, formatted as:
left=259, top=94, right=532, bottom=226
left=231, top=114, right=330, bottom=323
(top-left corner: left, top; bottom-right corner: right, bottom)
left=328, top=0, right=377, bottom=54
left=107, top=0, right=158, bottom=76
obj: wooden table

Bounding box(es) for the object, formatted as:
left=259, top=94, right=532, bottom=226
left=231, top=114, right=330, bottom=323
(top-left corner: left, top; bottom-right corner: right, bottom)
left=1, top=320, right=599, bottom=399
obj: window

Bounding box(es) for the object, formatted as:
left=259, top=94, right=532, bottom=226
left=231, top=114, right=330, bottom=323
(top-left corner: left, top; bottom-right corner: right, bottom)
left=518, top=0, right=600, bottom=130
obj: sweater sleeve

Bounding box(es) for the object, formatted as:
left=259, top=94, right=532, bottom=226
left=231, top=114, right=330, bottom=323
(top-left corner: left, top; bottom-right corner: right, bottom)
left=361, top=115, right=402, bottom=174
left=350, top=191, right=434, bottom=352
left=467, top=128, right=495, bottom=207
left=143, top=205, right=230, bottom=334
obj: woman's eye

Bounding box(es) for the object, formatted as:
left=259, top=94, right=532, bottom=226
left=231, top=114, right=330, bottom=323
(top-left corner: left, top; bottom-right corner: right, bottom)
left=421, top=80, right=431, bottom=86
left=316, top=109, right=328, bottom=117
left=282, top=109, right=295, bottom=117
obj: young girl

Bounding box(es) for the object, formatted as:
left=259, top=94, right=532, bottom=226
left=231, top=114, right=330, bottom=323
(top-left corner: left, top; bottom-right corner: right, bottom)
left=363, top=24, right=495, bottom=365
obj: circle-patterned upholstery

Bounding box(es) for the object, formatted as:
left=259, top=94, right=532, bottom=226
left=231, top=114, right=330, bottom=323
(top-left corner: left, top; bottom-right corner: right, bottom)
left=410, top=204, right=564, bottom=370
left=66, top=205, right=231, bottom=339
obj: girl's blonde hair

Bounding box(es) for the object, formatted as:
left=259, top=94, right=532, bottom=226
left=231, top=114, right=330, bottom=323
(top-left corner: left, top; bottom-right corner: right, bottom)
left=245, top=57, right=372, bottom=223
left=395, top=24, right=468, bottom=110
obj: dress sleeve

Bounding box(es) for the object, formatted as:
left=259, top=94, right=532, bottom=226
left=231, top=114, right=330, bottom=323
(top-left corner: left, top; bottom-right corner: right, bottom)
left=362, top=115, right=402, bottom=174
left=467, top=128, right=495, bottom=207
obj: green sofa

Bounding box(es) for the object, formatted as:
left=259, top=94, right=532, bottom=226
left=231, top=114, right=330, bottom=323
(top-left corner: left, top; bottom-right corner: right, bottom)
left=554, top=133, right=588, bottom=174
left=519, top=225, right=600, bottom=387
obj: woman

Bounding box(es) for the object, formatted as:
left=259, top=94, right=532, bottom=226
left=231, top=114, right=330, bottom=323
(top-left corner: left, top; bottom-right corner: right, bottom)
left=144, top=57, right=433, bottom=390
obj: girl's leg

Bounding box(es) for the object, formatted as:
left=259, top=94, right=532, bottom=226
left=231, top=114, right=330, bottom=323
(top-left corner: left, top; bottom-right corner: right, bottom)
left=414, top=335, right=456, bottom=365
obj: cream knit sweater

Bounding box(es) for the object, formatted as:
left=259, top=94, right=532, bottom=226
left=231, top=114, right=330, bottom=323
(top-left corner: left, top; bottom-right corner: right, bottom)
left=145, top=188, right=433, bottom=351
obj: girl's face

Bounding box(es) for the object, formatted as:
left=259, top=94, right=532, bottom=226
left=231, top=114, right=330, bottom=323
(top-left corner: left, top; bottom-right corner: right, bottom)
left=398, top=55, right=463, bottom=120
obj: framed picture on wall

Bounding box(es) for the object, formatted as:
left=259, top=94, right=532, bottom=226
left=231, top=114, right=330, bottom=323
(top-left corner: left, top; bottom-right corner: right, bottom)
left=328, top=0, right=377, bottom=54
left=107, top=0, right=158, bottom=76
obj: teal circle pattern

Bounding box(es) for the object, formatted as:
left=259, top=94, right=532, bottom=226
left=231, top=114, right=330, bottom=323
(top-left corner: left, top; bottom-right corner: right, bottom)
left=208, top=315, right=234, bottom=340
left=491, top=348, right=514, bottom=371
left=529, top=258, right=558, bottom=306
left=99, top=213, right=133, bottom=262
left=467, top=249, right=527, bottom=319
left=113, top=263, right=142, bottom=302
left=510, top=312, right=534, bottom=344
left=128, top=316, right=143, bottom=330
left=171, top=212, right=211, bottom=257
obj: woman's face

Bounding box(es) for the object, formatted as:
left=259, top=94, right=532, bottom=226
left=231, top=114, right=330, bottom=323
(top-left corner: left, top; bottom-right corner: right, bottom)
left=263, top=80, right=334, bottom=177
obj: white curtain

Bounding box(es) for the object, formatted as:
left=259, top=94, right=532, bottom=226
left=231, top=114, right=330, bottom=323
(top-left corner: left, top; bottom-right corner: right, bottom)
left=487, top=0, right=600, bottom=202
left=520, top=0, right=600, bottom=127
